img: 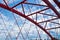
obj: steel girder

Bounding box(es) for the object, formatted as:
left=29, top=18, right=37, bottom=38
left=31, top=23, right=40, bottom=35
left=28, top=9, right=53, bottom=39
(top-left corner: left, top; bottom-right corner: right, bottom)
left=0, top=3, right=55, bottom=40
left=0, top=0, right=60, bottom=40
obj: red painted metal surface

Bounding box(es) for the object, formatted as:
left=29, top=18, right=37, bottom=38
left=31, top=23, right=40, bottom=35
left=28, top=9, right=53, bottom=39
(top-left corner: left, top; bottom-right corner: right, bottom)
left=53, top=0, right=60, bottom=8
left=0, top=0, right=60, bottom=40
left=12, top=0, right=27, bottom=8
left=42, top=0, right=60, bottom=18
left=46, top=27, right=60, bottom=30
left=27, top=7, right=50, bottom=16
left=0, top=3, right=55, bottom=40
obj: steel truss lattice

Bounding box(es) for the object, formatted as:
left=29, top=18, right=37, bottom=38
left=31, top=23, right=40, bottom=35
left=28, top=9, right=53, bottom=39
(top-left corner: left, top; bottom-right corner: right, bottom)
left=0, top=0, right=60, bottom=40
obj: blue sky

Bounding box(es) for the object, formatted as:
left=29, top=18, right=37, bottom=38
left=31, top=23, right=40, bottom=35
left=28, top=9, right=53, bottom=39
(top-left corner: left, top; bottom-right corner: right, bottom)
left=0, top=0, right=60, bottom=40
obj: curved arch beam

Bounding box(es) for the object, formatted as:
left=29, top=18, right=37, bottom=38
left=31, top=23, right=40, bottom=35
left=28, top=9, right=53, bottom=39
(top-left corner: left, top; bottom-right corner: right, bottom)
left=0, top=3, right=54, bottom=40
left=42, top=0, right=60, bottom=18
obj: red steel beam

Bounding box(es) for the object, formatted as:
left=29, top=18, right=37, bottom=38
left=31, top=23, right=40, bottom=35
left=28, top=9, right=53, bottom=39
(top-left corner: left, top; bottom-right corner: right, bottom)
left=46, top=27, right=60, bottom=30
left=50, top=22, right=60, bottom=25
left=12, top=0, right=26, bottom=8
left=38, top=13, right=57, bottom=17
left=42, top=0, right=60, bottom=18
left=27, top=12, right=57, bottom=17
left=38, top=18, right=59, bottom=23
left=53, top=0, right=60, bottom=8
left=0, top=3, right=55, bottom=40
left=27, top=7, right=49, bottom=16
left=24, top=2, right=48, bottom=7
left=3, top=0, right=8, bottom=6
